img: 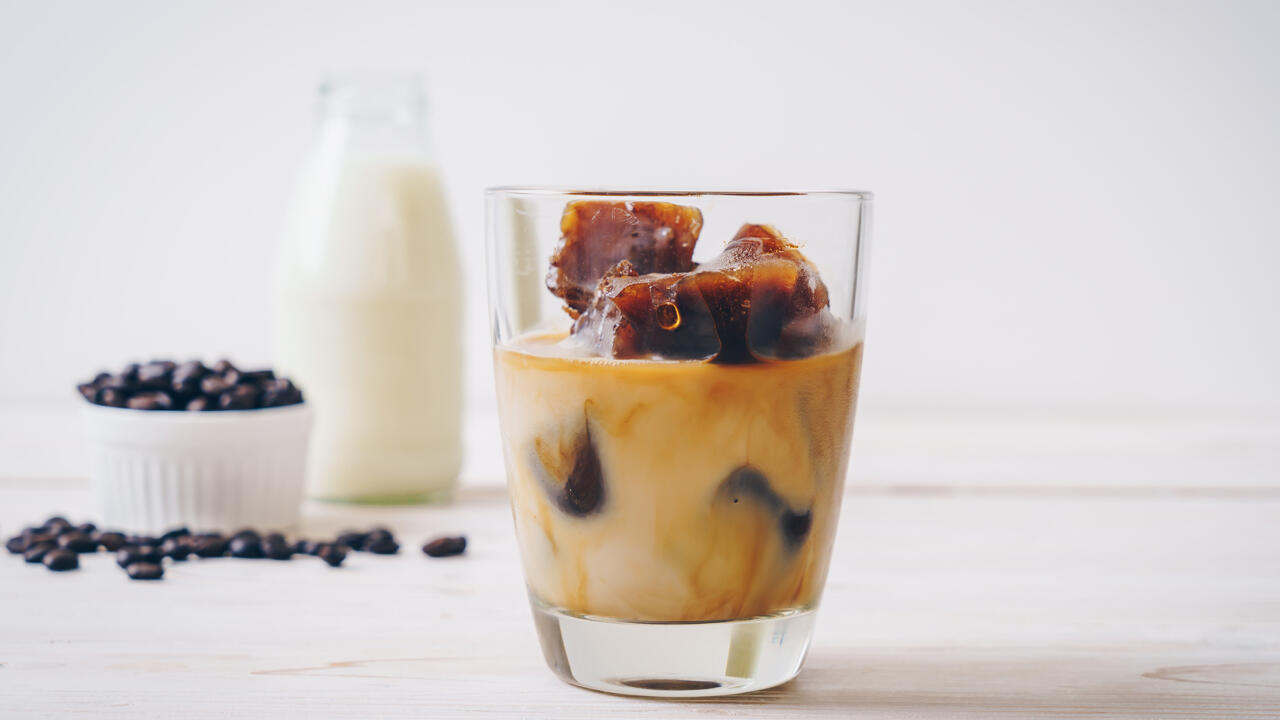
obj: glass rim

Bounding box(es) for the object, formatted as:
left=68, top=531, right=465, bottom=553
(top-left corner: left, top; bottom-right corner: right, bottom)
left=486, top=186, right=873, bottom=200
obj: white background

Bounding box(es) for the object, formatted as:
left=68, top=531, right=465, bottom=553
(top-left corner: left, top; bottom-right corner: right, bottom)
left=1, top=0, right=1277, bottom=478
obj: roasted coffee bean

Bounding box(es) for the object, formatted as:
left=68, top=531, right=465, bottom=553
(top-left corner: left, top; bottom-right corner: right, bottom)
left=122, top=363, right=142, bottom=382
left=316, top=543, right=347, bottom=567
left=43, top=549, right=79, bottom=571
left=292, top=539, right=319, bottom=555
left=127, top=392, right=174, bottom=411
left=126, top=534, right=159, bottom=547
left=232, top=529, right=261, bottom=542
left=191, top=535, right=229, bottom=558
left=43, top=516, right=72, bottom=534
left=94, top=387, right=129, bottom=408
left=102, top=372, right=132, bottom=390
left=185, top=396, right=213, bottom=411
left=159, top=527, right=191, bottom=542
left=229, top=535, right=264, bottom=559
left=260, top=385, right=303, bottom=408
left=75, top=522, right=97, bottom=535
left=335, top=531, right=369, bottom=550
left=238, top=369, right=275, bottom=384
left=81, top=360, right=301, bottom=411
left=171, top=372, right=203, bottom=399
left=174, top=360, right=208, bottom=378
left=126, top=562, right=164, bottom=580
left=57, top=532, right=99, bottom=553
left=117, top=545, right=163, bottom=567
left=96, top=531, right=127, bottom=552
left=6, top=535, right=28, bottom=554
left=422, top=536, right=467, bottom=558
left=259, top=378, right=304, bottom=407
left=262, top=536, right=293, bottom=561
left=24, top=542, right=56, bottom=563
left=365, top=537, right=400, bottom=555
left=22, top=530, right=56, bottom=547
left=135, top=362, right=174, bottom=390
left=200, top=375, right=234, bottom=396
left=161, top=536, right=192, bottom=561
left=217, top=384, right=259, bottom=410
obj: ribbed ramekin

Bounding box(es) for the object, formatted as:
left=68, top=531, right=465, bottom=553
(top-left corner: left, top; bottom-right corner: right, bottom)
left=81, top=403, right=312, bottom=534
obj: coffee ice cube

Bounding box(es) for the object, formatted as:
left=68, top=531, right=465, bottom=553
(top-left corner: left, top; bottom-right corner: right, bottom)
left=548, top=201, right=703, bottom=316
left=569, top=223, right=834, bottom=363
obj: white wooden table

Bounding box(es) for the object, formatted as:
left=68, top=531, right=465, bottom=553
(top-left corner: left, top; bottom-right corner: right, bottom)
left=1, top=414, right=1278, bottom=718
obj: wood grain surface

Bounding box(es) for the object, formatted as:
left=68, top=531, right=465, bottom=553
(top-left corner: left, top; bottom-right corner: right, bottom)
left=1, top=417, right=1278, bottom=718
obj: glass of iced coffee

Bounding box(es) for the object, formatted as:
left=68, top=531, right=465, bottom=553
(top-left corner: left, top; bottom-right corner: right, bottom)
left=487, top=189, right=871, bottom=697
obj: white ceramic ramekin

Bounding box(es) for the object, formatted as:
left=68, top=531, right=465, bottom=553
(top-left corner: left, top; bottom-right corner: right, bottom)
left=81, top=403, right=312, bottom=534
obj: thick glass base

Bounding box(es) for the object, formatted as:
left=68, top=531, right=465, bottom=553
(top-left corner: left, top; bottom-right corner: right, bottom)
left=530, top=599, right=816, bottom=697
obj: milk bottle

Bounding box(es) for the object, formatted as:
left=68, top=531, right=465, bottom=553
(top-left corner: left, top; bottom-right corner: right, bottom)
left=276, top=75, right=461, bottom=503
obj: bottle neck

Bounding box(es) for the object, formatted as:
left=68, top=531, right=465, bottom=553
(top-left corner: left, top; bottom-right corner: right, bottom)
left=315, top=75, right=431, bottom=154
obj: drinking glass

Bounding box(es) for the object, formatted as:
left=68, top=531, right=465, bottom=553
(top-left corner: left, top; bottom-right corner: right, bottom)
left=486, top=189, right=871, bottom=697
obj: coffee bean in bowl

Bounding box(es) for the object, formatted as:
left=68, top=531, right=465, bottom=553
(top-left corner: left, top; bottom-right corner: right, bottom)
left=77, top=359, right=304, bottom=413
left=77, top=359, right=312, bottom=533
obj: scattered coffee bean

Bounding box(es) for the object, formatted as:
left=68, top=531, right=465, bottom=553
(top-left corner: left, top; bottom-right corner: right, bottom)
left=316, top=543, right=348, bottom=567
left=8, top=518, right=429, bottom=580
left=365, top=536, right=400, bottom=555
left=127, top=392, right=174, bottom=411
left=96, top=531, right=127, bottom=552
left=422, top=536, right=467, bottom=558
left=57, top=532, right=99, bottom=553
left=262, top=535, right=293, bottom=560
left=24, top=542, right=56, bottom=563
left=336, top=531, right=369, bottom=550
left=77, top=383, right=98, bottom=401
left=126, top=562, right=164, bottom=580
left=162, top=536, right=192, bottom=561
left=21, top=531, right=56, bottom=549
left=293, top=539, right=319, bottom=556
left=43, top=549, right=79, bottom=571
left=229, top=535, right=264, bottom=559
left=212, top=359, right=238, bottom=376
left=117, top=545, right=163, bottom=568
left=159, top=527, right=191, bottom=543
left=191, top=535, right=229, bottom=558
left=43, top=516, right=72, bottom=534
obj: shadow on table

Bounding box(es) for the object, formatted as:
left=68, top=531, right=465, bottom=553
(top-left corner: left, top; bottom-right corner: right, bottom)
left=656, top=649, right=1280, bottom=717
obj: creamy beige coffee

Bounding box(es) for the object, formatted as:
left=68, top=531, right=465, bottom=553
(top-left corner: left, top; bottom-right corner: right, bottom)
left=496, top=335, right=862, bottom=622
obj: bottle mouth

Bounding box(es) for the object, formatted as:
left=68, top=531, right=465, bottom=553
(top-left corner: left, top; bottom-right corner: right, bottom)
left=318, top=72, right=426, bottom=124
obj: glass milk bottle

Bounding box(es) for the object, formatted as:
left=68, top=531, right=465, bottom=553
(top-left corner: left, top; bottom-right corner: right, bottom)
left=276, top=75, right=462, bottom=503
